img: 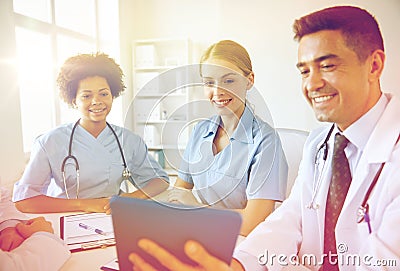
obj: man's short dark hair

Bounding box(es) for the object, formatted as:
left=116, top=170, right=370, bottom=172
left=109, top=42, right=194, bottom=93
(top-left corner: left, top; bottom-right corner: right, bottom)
left=293, top=6, right=384, bottom=62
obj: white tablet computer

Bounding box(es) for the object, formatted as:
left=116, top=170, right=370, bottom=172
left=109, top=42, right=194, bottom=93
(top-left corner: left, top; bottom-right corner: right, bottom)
left=110, top=196, right=242, bottom=271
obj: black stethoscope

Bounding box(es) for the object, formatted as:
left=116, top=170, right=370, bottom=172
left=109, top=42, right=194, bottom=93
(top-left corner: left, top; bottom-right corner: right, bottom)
left=61, top=119, right=132, bottom=199
left=307, top=124, right=389, bottom=234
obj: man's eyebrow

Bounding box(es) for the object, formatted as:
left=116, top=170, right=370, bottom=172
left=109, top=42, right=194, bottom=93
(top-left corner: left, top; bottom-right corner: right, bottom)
left=296, top=54, right=339, bottom=69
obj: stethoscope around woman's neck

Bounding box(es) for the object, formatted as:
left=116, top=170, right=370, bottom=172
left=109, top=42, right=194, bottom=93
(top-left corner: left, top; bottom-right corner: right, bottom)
left=61, top=119, right=132, bottom=199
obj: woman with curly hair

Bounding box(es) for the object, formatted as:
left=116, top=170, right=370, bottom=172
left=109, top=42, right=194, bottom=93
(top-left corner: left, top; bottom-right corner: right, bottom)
left=13, top=53, right=169, bottom=213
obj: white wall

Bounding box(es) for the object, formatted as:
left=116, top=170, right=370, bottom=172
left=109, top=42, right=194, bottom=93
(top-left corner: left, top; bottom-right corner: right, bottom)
left=1, top=0, right=399, bottom=188
left=0, top=0, right=26, bottom=190
left=121, top=0, right=400, bottom=131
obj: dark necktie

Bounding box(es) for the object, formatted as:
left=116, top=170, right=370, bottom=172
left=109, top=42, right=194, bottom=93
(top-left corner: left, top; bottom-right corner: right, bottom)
left=322, top=133, right=351, bottom=270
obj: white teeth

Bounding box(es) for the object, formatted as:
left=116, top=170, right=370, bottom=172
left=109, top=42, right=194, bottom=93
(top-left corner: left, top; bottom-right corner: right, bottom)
left=313, top=95, right=334, bottom=103
left=213, top=99, right=231, bottom=105
left=90, top=108, right=105, bottom=113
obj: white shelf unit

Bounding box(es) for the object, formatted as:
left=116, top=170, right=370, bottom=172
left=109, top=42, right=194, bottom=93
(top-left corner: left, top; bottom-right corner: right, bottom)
left=132, top=38, right=198, bottom=175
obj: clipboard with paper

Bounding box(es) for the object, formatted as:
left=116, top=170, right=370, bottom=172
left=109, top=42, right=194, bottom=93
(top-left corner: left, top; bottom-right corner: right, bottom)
left=60, top=212, right=115, bottom=252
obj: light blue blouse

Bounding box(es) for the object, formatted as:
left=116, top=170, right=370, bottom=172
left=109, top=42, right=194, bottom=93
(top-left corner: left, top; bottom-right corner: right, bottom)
left=13, top=123, right=168, bottom=200
left=178, top=106, right=288, bottom=209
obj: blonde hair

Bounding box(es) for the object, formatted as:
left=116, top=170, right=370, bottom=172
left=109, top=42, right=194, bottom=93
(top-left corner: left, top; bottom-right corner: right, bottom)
left=200, top=40, right=253, bottom=76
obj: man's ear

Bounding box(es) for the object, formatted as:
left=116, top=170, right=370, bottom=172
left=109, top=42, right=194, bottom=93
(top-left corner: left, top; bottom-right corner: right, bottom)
left=368, top=49, right=385, bottom=83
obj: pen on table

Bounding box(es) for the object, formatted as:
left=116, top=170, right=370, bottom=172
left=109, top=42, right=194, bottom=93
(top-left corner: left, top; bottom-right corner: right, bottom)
left=78, top=222, right=107, bottom=236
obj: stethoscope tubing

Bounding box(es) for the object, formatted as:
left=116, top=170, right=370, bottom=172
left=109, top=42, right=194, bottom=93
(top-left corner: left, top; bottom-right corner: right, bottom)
left=307, top=124, right=334, bottom=210
left=61, top=119, right=131, bottom=199
left=61, top=120, right=80, bottom=199
left=307, top=125, right=396, bottom=234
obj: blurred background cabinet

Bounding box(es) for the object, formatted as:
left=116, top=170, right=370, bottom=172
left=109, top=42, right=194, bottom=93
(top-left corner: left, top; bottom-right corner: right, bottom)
left=131, top=38, right=208, bottom=179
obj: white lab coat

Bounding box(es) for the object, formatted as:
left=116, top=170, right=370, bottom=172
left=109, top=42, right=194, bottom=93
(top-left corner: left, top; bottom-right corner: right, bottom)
left=0, top=187, right=70, bottom=270
left=235, top=93, right=400, bottom=271
left=0, top=233, right=71, bottom=271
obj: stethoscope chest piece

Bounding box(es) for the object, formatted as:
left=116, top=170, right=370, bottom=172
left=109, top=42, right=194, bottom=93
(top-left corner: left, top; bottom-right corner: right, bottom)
left=357, top=205, right=368, bottom=223
left=306, top=202, right=320, bottom=210
left=122, top=168, right=132, bottom=180
left=357, top=204, right=372, bottom=233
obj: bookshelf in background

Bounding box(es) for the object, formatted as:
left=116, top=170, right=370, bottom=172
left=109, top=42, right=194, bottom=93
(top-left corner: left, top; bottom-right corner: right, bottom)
left=132, top=38, right=195, bottom=177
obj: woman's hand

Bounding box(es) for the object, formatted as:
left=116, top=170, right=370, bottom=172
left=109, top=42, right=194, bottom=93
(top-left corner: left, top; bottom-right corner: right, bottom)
left=82, top=197, right=111, bottom=213
left=167, top=187, right=201, bottom=207
left=129, top=239, right=239, bottom=271
left=16, top=216, right=54, bottom=238
left=0, top=227, right=25, bottom=251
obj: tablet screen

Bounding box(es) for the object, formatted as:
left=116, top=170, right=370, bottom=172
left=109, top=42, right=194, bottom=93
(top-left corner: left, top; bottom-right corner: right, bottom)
left=110, top=196, right=242, bottom=271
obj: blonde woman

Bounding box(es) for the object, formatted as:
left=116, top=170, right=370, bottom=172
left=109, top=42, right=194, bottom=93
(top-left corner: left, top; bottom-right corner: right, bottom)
left=168, top=40, right=288, bottom=236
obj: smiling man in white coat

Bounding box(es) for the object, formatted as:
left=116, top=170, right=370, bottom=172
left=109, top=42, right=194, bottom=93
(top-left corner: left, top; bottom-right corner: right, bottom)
left=233, top=5, right=400, bottom=271
left=127, top=5, right=400, bottom=271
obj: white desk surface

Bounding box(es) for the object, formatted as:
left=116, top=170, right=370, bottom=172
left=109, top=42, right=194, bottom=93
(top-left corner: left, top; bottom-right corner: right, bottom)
left=27, top=193, right=171, bottom=270
left=27, top=193, right=246, bottom=271
left=27, top=212, right=117, bottom=271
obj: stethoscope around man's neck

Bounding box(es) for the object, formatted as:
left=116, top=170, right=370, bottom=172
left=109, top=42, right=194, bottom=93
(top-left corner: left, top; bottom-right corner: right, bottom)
left=61, top=119, right=132, bottom=199
left=307, top=124, right=396, bottom=234
left=307, top=124, right=335, bottom=210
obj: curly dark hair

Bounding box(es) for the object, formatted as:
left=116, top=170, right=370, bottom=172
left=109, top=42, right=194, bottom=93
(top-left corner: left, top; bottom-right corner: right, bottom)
left=57, top=52, right=126, bottom=106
